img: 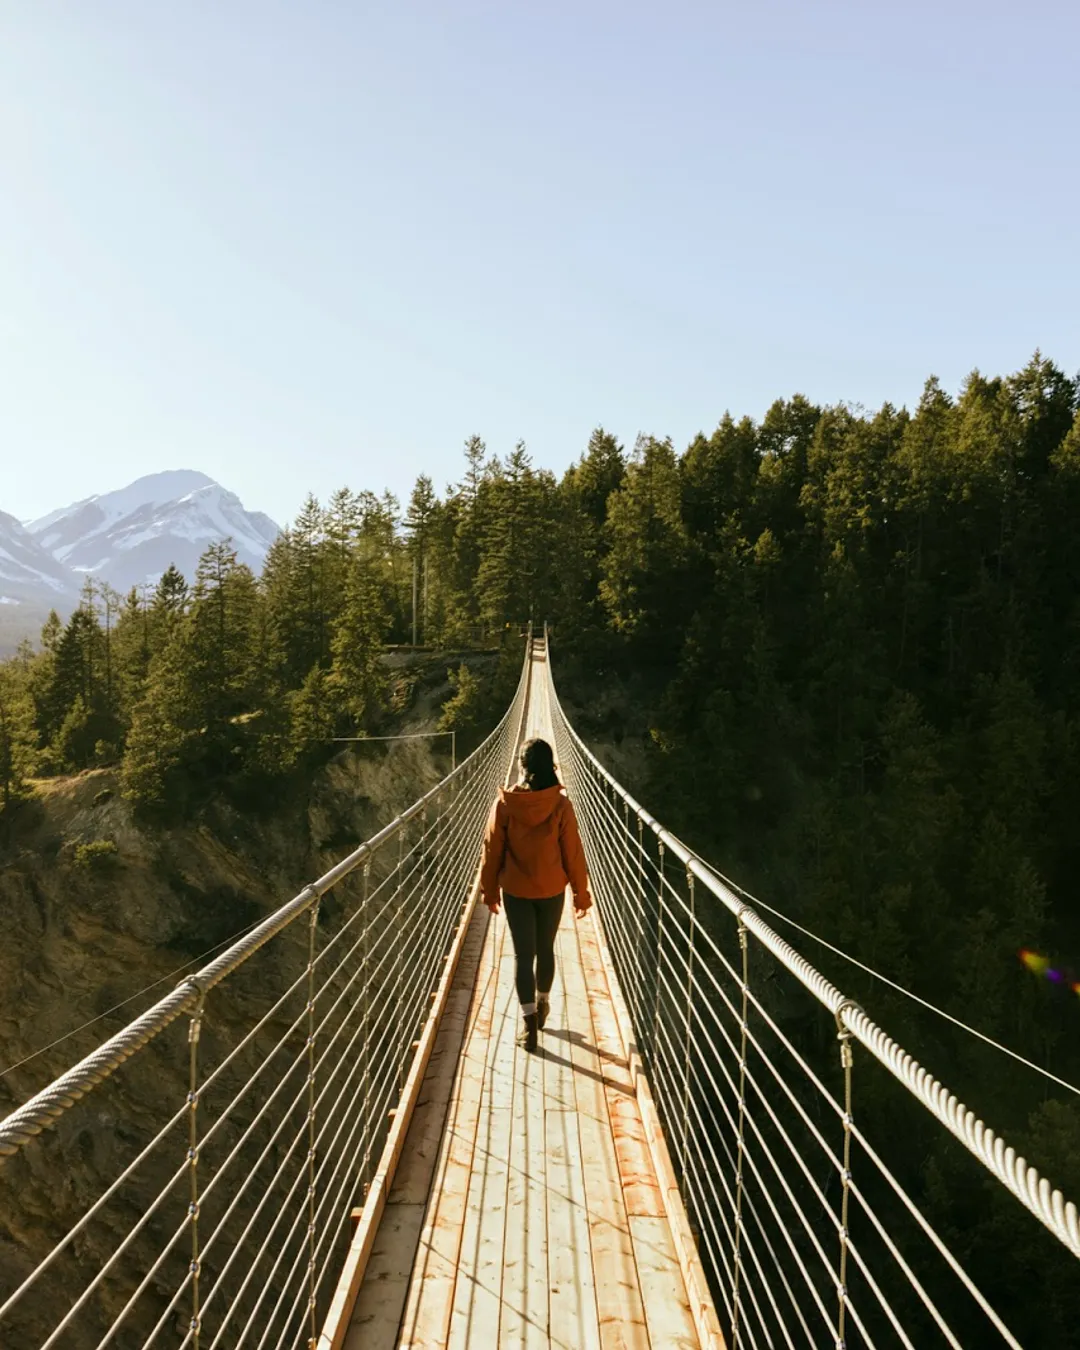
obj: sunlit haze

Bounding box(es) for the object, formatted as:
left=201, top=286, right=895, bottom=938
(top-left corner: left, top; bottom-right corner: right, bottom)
left=2, top=1, right=1077, bottom=526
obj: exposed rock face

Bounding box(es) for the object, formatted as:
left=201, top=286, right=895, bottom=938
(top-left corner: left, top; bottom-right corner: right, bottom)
left=0, top=733, right=449, bottom=1347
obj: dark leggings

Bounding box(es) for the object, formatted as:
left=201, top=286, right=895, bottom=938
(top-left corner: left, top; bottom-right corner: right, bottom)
left=503, top=894, right=565, bottom=1008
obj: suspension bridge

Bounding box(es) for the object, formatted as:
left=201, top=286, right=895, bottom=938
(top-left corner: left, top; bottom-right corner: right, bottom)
left=1, top=630, right=1077, bottom=1349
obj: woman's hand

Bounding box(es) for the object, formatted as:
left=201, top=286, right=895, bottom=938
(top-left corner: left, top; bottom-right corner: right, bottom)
left=573, top=893, right=592, bottom=919
left=484, top=896, right=501, bottom=915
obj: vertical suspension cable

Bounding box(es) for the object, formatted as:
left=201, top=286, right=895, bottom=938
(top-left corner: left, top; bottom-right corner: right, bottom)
left=186, top=981, right=207, bottom=1350
left=304, top=900, right=320, bottom=1349
left=731, top=911, right=750, bottom=1350
left=635, top=811, right=650, bottom=1073
left=652, top=840, right=667, bottom=1087
left=395, top=821, right=407, bottom=1096
left=835, top=1002, right=857, bottom=1350
left=359, top=858, right=373, bottom=1197
left=681, top=869, right=696, bottom=1198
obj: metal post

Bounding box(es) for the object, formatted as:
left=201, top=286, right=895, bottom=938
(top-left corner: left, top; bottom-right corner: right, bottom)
left=305, top=900, right=320, bottom=1349
left=731, top=911, right=750, bottom=1350
left=185, top=982, right=207, bottom=1350
left=451, top=730, right=456, bottom=773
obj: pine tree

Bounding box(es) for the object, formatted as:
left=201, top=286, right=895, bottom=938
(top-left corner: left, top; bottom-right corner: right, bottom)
left=325, top=554, right=389, bottom=729
left=186, top=542, right=259, bottom=771
left=599, top=435, right=692, bottom=655
left=404, top=476, right=439, bottom=643
left=154, top=564, right=190, bottom=619
left=0, top=662, right=38, bottom=808
left=122, top=638, right=192, bottom=808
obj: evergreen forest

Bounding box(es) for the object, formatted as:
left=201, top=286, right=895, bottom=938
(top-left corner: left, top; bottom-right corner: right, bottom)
left=2, top=352, right=1080, bottom=1337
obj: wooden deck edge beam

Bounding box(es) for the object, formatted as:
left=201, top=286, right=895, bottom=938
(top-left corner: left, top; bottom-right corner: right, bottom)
left=317, top=873, right=489, bottom=1350
left=588, top=906, right=728, bottom=1350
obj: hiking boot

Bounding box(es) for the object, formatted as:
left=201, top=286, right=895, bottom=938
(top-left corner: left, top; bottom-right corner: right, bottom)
left=536, top=1001, right=549, bottom=1030
left=519, top=1012, right=539, bottom=1053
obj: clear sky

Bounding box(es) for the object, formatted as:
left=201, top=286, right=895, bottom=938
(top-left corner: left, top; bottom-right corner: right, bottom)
left=2, top=1, right=1077, bottom=529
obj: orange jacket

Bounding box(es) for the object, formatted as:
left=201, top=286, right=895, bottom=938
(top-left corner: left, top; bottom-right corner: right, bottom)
left=480, top=784, right=592, bottom=909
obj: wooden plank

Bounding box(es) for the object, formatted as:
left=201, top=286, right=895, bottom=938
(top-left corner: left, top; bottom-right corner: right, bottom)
left=544, top=916, right=600, bottom=1350
left=576, top=917, right=666, bottom=1221
left=344, top=905, right=493, bottom=1349
left=545, top=1108, right=601, bottom=1350
left=630, top=1216, right=702, bottom=1350
left=541, top=923, right=577, bottom=1109
left=447, top=940, right=517, bottom=1348
left=561, top=921, right=650, bottom=1350
left=318, top=876, right=491, bottom=1350
left=448, top=1100, right=513, bottom=1346
left=342, top=1205, right=425, bottom=1350
left=390, top=910, right=490, bottom=1206
left=395, top=917, right=504, bottom=1348
left=499, top=984, right=548, bottom=1349
left=585, top=907, right=726, bottom=1350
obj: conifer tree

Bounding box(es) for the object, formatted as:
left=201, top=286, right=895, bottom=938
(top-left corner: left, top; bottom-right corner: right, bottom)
left=0, top=662, right=37, bottom=808
left=600, top=435, right=692, bottom=654
left=325, top=552, right=390, bottom=730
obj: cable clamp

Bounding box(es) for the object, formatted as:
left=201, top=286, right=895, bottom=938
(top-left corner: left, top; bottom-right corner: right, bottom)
left=834, top=998, right=861, bottom=1040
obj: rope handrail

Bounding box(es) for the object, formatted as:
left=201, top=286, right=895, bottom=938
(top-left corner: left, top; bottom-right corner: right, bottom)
left=543, top=630, right=1078, bottom=1350
left=544, top=651, right=1080, bottom=1266
left=0, top=650, right=526, bottom=1163
left=680, top=845, right=1080, bottom=1100
left=0, top=632, right=532, bottom=1349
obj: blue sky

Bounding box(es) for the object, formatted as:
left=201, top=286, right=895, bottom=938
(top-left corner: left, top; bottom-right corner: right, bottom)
left=2, top=1, right=1077, bottom=529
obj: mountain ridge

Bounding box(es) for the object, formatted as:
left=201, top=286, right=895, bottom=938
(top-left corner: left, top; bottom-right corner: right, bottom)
left=0, top=471, right=281, bottom=654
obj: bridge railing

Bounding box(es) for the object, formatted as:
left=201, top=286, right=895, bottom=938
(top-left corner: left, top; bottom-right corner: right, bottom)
left=545, top=640, right=1079, bottom=1350
left=0, top=642, right=530, bottom=1350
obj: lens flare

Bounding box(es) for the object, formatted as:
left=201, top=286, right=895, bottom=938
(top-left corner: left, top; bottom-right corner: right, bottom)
left=1019, top=949, right=1080, bottom=1000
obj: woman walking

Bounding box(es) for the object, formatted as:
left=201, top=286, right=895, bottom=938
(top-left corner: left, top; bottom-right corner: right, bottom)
left=480, top=737, right=593, bottom=1052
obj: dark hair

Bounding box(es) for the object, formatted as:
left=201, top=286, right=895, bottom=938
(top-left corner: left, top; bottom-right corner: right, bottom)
left=521, top=737, right=560, bottom=791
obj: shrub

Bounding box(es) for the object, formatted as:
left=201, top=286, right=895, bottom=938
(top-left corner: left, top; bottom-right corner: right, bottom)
left=72, top=839, right=119, bottom=869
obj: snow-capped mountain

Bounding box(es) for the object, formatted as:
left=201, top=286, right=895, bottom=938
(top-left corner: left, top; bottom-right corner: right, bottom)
left=0, top=509, right=80, bottom=608
left=26, top=470, right=281, bottom=594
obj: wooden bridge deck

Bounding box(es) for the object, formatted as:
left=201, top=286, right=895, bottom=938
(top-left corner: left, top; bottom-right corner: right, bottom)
left=336, top=648, right=708, bottom=1349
